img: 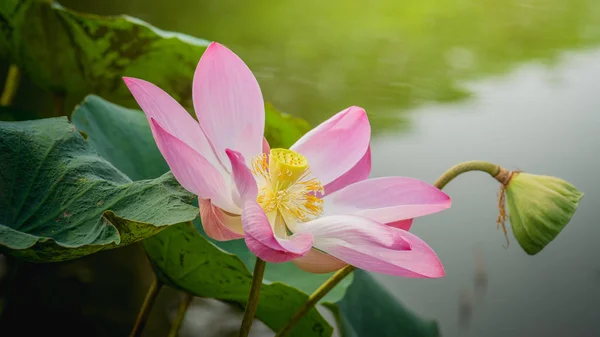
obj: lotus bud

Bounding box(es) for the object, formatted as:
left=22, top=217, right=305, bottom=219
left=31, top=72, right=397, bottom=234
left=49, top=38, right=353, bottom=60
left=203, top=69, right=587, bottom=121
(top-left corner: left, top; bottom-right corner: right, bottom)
left=499, top=171, right=584, bottom=255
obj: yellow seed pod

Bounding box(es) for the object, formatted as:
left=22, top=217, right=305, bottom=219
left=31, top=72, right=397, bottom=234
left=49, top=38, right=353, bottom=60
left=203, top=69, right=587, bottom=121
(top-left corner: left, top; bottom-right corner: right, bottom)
left=268, top=148, right=308, bottom=190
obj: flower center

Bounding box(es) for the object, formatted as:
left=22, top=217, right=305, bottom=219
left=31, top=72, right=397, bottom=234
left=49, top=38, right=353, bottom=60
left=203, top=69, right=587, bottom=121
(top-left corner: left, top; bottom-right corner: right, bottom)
left=251, top=149, right=324, bottom=232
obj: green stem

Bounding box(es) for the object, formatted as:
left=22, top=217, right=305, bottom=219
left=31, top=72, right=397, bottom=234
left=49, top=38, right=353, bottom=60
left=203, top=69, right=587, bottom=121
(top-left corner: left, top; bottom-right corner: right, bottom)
left=0, top=65, right=21, bottom=106
left=274, top=160, right=505, bottom=337
left=238, top=257, right=267, bottom=337
left=168, top=292, right=194, bottom=337
left=129, top=277, right=162, bottom=337
left=433, top=160, right=501, bottom=189
left=274, top=266, right=355, bottom=337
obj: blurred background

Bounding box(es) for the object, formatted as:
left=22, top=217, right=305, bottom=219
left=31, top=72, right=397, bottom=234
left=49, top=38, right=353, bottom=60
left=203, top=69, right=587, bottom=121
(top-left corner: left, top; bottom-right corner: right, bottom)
left=1, top=0, right=599, bottom=336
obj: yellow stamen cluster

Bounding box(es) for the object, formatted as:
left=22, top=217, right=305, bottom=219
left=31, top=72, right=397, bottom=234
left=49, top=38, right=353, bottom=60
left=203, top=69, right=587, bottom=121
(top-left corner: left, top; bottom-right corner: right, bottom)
left=252, top=149, right=324, bottom=224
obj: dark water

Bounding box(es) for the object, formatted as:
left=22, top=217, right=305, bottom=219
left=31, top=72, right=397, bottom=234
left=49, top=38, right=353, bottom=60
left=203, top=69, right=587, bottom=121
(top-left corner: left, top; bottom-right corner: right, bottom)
left=26, top=0, right=600, bottom=335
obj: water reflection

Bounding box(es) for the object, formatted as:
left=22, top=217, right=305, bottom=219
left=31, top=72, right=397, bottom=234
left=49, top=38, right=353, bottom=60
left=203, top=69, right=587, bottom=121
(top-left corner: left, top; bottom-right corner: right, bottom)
left=372, top=48, right=600, bottom=337
left=61, top=0, right=600, bottom=134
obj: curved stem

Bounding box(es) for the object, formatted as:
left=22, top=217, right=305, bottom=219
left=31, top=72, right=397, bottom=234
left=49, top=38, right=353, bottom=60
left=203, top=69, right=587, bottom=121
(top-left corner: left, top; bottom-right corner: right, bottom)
left=275, top=160, right=505, bottom=337
left=168, top=292, right=194, bottom=337
left=238, top=257, right=267, bottom=337
left=274, top=266, right=355, bottom=337
left=129, top=277, right=162, bottom=337
left=433, top=160, right=501, bottom=189
left=0, top=65, right=21, bottom=106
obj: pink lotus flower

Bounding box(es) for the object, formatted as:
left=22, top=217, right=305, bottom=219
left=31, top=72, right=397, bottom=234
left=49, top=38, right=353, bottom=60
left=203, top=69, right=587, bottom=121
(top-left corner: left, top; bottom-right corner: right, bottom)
left=123, top=42, right=451, bottom=278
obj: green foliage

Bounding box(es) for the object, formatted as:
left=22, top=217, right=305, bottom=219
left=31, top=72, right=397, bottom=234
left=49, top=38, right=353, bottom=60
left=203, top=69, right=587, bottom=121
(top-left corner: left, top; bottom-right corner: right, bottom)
left=334, top=270, right=440, bottom=337
left=0, top=0, right=209, bottom=112
left=144, top=223, right=332, bottom=337
left=205, top=228, right=352, bottom=303
left=264, top=103, right=311, bottom=149
left=0, top=116, right=198, bottom=262
left=71, top=95, right=168, bottom=181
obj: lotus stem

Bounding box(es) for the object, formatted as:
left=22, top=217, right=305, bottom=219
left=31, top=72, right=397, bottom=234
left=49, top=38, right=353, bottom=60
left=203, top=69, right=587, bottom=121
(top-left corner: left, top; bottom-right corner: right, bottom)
left=238, top=257, right=267, bottom=337
left=433, top=160, right=502, bottom=189
left=129, top=277, right=162, bottom=337
left=167, top=292, right=194, bottom=337
left=274, top=160, right=506, bottom=337
left=0, top=65, right=21, bottom=106
left=274, top=266, right=355, bottom=337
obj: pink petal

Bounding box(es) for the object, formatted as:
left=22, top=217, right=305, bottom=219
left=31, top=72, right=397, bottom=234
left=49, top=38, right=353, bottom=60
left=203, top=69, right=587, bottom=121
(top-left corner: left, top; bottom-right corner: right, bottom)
left=199, top=198, right=244, bottom=241
left=262, top=137, right=270, bottom=154
left=323, top=146, right=371, bottom=195
left=387, top=219, right=414, bottom=231
left=150, top=118, right=238, bottom=214
left=193, top=42, right=265, bottom=168
left=295, top=216, right=445, bottom=278
left=324, top=177, right=451, bottom=224
left=122, top=77, right=224, bottom=173
left=226, top=149, right=313, bottom=263
left=292, top=248, right=348, bottom=274
left=241, top=201, right=314, bottom=263
left=291, top=106, right=370, bottom=186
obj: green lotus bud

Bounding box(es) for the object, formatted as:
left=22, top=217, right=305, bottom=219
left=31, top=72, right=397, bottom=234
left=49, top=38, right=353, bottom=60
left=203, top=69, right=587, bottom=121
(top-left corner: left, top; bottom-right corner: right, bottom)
left=504, top=172, right=584, bottom=255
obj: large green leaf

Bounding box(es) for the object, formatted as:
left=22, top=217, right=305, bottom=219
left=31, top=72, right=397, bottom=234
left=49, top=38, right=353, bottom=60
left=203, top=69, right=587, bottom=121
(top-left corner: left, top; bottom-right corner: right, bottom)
left=0, top=116, right=198, bottom=262
left=72, top=94, right=349, bottom=299
left=333, top=270, right=440, bottom=337
left=144, top=223, right=332, bottom=337
left=0, top=0, right=209, bottom=112
left=71, top=95, right=168, bottom=181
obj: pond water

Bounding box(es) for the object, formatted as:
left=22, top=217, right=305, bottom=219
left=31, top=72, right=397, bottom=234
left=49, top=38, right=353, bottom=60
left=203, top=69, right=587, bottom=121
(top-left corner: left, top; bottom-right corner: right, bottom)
left=372, top=51, right=600, bottom=337
left=42, top=0, right=600, bottom=335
